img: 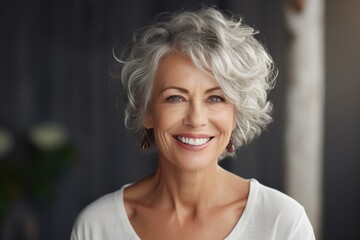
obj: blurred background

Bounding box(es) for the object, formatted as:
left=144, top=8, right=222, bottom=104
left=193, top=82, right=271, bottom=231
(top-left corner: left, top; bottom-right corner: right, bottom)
left=0, top=0, right=359, bottom=239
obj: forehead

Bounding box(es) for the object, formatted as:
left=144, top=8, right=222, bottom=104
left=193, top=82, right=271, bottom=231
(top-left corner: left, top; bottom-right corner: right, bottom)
left=153, top=52, right=219, bottom=90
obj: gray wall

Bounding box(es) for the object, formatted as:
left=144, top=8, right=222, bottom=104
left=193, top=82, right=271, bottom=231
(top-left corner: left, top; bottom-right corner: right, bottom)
left=324, top=0, right=360, bottom=238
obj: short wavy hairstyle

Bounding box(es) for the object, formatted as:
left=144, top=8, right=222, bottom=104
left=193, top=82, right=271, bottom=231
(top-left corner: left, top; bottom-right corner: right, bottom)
left=115, top=6, right=276, bottom=158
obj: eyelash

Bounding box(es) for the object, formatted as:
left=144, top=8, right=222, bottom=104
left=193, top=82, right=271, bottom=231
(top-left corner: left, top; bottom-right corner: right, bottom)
left=207, top=95, right=225, bottom=103
left=166, top=95, right=225, bottom=103
left=166, top=95, right=185, bottom=103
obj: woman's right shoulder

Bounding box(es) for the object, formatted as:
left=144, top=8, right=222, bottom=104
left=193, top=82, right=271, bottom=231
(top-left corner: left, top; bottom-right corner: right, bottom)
left=70, top=186, right=127, bottom=240
left=77, top=190, right=120, bottom=220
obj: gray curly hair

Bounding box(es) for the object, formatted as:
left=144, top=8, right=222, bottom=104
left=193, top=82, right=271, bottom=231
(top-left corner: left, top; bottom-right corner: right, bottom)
left=115, top=6, right=276, bottom=158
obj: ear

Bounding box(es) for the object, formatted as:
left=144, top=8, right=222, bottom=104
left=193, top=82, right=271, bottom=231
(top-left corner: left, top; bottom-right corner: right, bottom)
left=143, top=110, right=153, bottom=129
left=232, top=114, right=237, bottom=130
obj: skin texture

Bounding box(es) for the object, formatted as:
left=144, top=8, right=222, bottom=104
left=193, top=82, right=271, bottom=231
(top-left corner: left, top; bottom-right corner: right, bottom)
left=124, top=52, right=250, bottom=240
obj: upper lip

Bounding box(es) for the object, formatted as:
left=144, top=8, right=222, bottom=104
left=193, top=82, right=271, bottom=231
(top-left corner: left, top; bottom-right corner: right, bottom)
left=173, top=133, right=213, bottom=138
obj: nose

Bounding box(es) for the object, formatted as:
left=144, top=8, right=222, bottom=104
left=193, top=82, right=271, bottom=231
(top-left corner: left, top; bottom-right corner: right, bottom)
left=183, top=101, right=208, bottom=128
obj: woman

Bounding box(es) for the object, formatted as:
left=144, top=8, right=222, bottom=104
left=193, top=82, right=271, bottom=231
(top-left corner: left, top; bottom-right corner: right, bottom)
left=71, top=7, right=315, bottom=240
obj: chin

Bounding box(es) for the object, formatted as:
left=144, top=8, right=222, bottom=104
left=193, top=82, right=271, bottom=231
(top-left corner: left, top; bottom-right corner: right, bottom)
left=164, top=151, right=219, bottom=172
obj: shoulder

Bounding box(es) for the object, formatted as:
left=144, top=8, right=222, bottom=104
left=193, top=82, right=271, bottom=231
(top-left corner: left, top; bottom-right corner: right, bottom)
left=246, top=179, right=315, bottom=239
left=71, top=186, right=128, bottom=240
left=252, top=179, right=303, bottom=214
left=78, top=190, right=120, bottom=221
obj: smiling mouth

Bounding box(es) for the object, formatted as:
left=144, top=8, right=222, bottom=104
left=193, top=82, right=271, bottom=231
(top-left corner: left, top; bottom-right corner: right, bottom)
left=174, top=136, right=213, bottom=146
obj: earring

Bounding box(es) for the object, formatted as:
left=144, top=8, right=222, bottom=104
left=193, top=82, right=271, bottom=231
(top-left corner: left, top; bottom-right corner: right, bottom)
left=226, top=137, right=235, bottom=153
left=141, top=129, right=150, bottom=150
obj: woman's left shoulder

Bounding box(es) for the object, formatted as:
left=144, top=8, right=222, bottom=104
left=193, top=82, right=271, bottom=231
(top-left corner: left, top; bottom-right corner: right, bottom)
left=251, top=179, right=303, bottom=213
left=247, top=179, right=315, bottom=239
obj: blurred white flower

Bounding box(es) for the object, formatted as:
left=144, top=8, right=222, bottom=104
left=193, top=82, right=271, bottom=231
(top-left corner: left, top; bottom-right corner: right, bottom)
left=0, top=127, right=14, bottom=158
left=28, top=123, right=69, bottom=151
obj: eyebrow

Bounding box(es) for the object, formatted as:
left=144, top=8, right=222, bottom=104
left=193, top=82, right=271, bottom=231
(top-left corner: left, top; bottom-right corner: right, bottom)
left=160, top=86, right=221, bottom=94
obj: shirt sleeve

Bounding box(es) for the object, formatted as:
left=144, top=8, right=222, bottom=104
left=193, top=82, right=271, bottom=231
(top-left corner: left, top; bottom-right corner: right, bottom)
left=288, top=207, right=316, bottom=240
left=70, top=215, right=87, bottom=240
left=70, top=229, right=79, bottom=240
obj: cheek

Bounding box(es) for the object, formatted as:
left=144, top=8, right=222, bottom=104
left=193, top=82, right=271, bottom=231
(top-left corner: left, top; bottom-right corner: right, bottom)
left=208, top=105, right=235, bottom=131
left=152, top=104, right=186, bottom=129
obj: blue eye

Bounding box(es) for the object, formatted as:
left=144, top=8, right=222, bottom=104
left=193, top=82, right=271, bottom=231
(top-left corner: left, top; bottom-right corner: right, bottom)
left=208, top=95, right=225, bottom=103
left=166, top=95, right=184, bottom=102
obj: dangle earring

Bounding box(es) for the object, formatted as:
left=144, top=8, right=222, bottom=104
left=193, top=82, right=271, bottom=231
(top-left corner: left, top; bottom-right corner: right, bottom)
left=141, top=128, right=150, bottom=150
left=226, top=137, right=235, bottom=153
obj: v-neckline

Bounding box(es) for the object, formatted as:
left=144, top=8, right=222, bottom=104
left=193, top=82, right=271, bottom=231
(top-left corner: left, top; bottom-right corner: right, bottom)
left=116, top=179, right=259, bottom=240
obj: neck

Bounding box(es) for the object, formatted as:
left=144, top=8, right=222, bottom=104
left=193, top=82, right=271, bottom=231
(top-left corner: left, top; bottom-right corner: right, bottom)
left=151, top=157, right=225, bottom=211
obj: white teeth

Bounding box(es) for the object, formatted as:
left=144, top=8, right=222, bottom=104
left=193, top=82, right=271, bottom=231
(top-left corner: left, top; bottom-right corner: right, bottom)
left=176, top=136, right=210, bottom=146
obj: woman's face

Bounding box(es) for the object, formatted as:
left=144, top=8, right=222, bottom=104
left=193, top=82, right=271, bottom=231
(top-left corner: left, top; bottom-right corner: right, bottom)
left=144, top=52, right=235, bottom=171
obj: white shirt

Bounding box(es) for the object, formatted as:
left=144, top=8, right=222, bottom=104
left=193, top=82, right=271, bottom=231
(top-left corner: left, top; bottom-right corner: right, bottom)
left=71, top=179, right=315, bottom=239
